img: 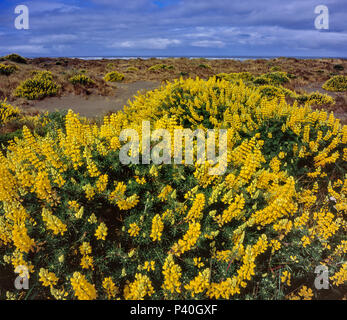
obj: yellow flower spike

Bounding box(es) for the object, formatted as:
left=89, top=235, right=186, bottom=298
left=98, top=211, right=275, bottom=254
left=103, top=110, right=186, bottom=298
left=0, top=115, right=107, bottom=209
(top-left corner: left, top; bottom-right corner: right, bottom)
left=95, top=222, right=108, bottom=240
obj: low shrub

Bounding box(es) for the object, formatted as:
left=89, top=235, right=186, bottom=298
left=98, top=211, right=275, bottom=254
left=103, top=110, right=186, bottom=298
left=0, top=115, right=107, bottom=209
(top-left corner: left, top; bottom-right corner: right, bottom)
left=322, top=75, right=347, bottom=92
left=14, top=71, right=60, bottom=100
left=0, top=64, right=18, bottom=76
left=1, top=53, right=27, bottom=64
left=258, top=85, right=297, bottom=99
left=126, top=67, right=139, bottom=72
left=216, top=72, right=254, bottom=82
left=333, top=64, right=344, bottom=71
left=69, top=74, right=95, bottom=86
left=253, top=71, right=290, bottom=86
left=296, top=91, right=335, bottom=106
left=197, top=64, right=211, bottom=69
left=0, top=100, right=20, bottom=125
left=148, top=64, right=174, bottom=71
left=0, top=77, right=346, bottom=300
left=104, top=71, right=125, bottom=82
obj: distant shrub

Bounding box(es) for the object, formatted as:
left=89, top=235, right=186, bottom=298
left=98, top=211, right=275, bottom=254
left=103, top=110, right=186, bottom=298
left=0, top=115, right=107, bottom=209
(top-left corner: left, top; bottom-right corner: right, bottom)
left=333, top=64, right=344, bottom=71
left=0, top=63, right=18, bottom=76
left=2, top=53, right=27, bottom=64
left=0, top=100, right=20, bottom=125
left=253, top=72, right=290, bottom=86
left=69, top=74, right=95, bottom=86
left=198, top=64, right=211, bottom=69
left=180, top=71, right=189, bottom=76
left=106, top=63, right=116, bottom=70
left=296, top=91, right=335, bottom=106
left=104, top=71, right=125, bottom=82
left=148, top=64, right=174, bottom=71
left=127, top=66, right=139, bottom=72
left=14, top=71, right=60, bottom=100
left=322, top=75, right=347, bottom=92
left=216, top=72, right=254, bottom=82
left=258, top=85, right=297, bottom=99
left=270, top=66, right=281, bottom=72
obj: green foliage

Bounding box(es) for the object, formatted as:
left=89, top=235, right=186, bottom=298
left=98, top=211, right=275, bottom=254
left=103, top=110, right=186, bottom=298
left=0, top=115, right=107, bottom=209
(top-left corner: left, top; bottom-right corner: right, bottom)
left=296, top=91, right=335, bottom=106
left=104, top=71, right=125, bottom=82
left=197, top=64, right=211, bottom=69
left=0, top=100, right=21, bottom=125
left=322, top=75, right=347, bottom=92
left=14, top=71, right=60, bottom=100
left=148, top=64, right=174, bottom=71
left=0, top=129, right=23, bottom=150
left=0, top=64, right=18, bottom=76
left=333, top=64, right=344, bottom=71
left=216, top=72, right=254, bottom=82
left=126, top=66, right=139, bottom=72
left=258, top=85, right=297, bottom=99
left=253, top=71, right=290, bottom=86
left=69, top=74, right=95, bottom=86
left=270, top=66, right=281, bottom=72
left=1, top=53, right=27, bottom=64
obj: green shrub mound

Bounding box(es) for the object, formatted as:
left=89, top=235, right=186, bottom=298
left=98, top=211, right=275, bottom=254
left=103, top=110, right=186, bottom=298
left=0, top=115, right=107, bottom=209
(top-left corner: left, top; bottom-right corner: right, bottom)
left=14, top=71, right=60, bottom=100
left=257, top=85, right=297, bottom=99
left=148, top=64, right=174, bottom=71
left=1, top=53, right=27, bottom=64
left=253, top=71, right=290, bottom=86
left=216, top=72, right=254, bottom=82
left=104, top=71, right=125, bottom=82
left=69, top=74, right=95, bottom=86
left=296, top=91, right=335, bottom=106
left=322, top=75, right=347, bottom=92
left=0, top=64, right=18, bottom=76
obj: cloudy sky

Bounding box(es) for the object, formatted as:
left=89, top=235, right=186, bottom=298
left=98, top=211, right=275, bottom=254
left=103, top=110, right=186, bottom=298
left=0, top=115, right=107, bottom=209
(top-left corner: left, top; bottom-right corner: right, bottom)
left=0, top=0, right=346, bottom=57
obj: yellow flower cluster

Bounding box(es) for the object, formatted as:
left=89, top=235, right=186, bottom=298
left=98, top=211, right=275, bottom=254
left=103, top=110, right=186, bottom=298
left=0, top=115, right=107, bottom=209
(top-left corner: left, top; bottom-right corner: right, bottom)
left=95, top=222, right=108, bottom=240
left=184, top=269, right=210, bottom=297
left=39, top=268, right=59, bottom=288
left=70, top=272, right=97, bottom=300
left=80, top=242, right=94, bottom=270
left=162, top=255, right=182, bottom=294
left=281, top=270, right=291, bottom=286
left=102, top=277, right=118, bottom=299
left=42, top=208, right=67, bottom=236
left=185, top=193, right=205, bottom=222
left=150, top=214, right=164, bottom=241
left=330, top=263, right=347, bottom=286
left=128, top=222, right=140, bottom=237
left=171, top=222, right=201, bottom=257
left=124, top=273, right=154, bottom=300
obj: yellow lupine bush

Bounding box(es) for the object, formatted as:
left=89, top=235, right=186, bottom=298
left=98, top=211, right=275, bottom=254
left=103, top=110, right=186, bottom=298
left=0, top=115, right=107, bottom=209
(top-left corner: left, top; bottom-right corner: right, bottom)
left=0, top=76, right=346, bottom=300
left=14, top=71, right=60, bottom=100
left=0, top=100, right=20, bottom=125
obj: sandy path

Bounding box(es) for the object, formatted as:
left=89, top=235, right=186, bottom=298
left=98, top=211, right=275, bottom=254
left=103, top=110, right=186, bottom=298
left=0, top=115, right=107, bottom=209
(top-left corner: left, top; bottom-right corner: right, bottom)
left=28, top=81, right=160, bottom=118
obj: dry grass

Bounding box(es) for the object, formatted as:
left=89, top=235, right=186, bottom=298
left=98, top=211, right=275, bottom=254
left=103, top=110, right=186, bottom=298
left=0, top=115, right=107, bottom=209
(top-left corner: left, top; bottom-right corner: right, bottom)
left=0, top=56, right=346, bottom=122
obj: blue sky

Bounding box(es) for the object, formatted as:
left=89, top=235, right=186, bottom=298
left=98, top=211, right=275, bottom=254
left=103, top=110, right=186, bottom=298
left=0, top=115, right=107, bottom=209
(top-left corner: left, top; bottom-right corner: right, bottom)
left=0, top=0, right=346, bottom=57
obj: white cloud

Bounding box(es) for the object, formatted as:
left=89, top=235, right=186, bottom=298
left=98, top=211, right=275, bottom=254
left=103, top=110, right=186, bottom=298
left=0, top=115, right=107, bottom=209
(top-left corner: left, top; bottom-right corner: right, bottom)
left=113, top=38, right=181, bottom=49
left=191, top=40, right=226, bottom=48
left=29, top=34, right=78, bottom=44
left=0, top=45, right=48, bottom=54
left=28, top=2, right=80, bottom=14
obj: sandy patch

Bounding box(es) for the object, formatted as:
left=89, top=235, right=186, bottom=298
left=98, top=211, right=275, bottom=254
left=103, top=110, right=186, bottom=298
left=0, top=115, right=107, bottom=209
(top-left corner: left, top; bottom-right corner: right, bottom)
left=27, top=81, right=160, bottom=117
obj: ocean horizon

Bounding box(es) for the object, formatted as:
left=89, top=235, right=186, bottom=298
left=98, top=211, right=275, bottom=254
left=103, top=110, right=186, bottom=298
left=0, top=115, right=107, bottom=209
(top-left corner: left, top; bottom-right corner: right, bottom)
left=23, top=55, right=347, bottom=61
